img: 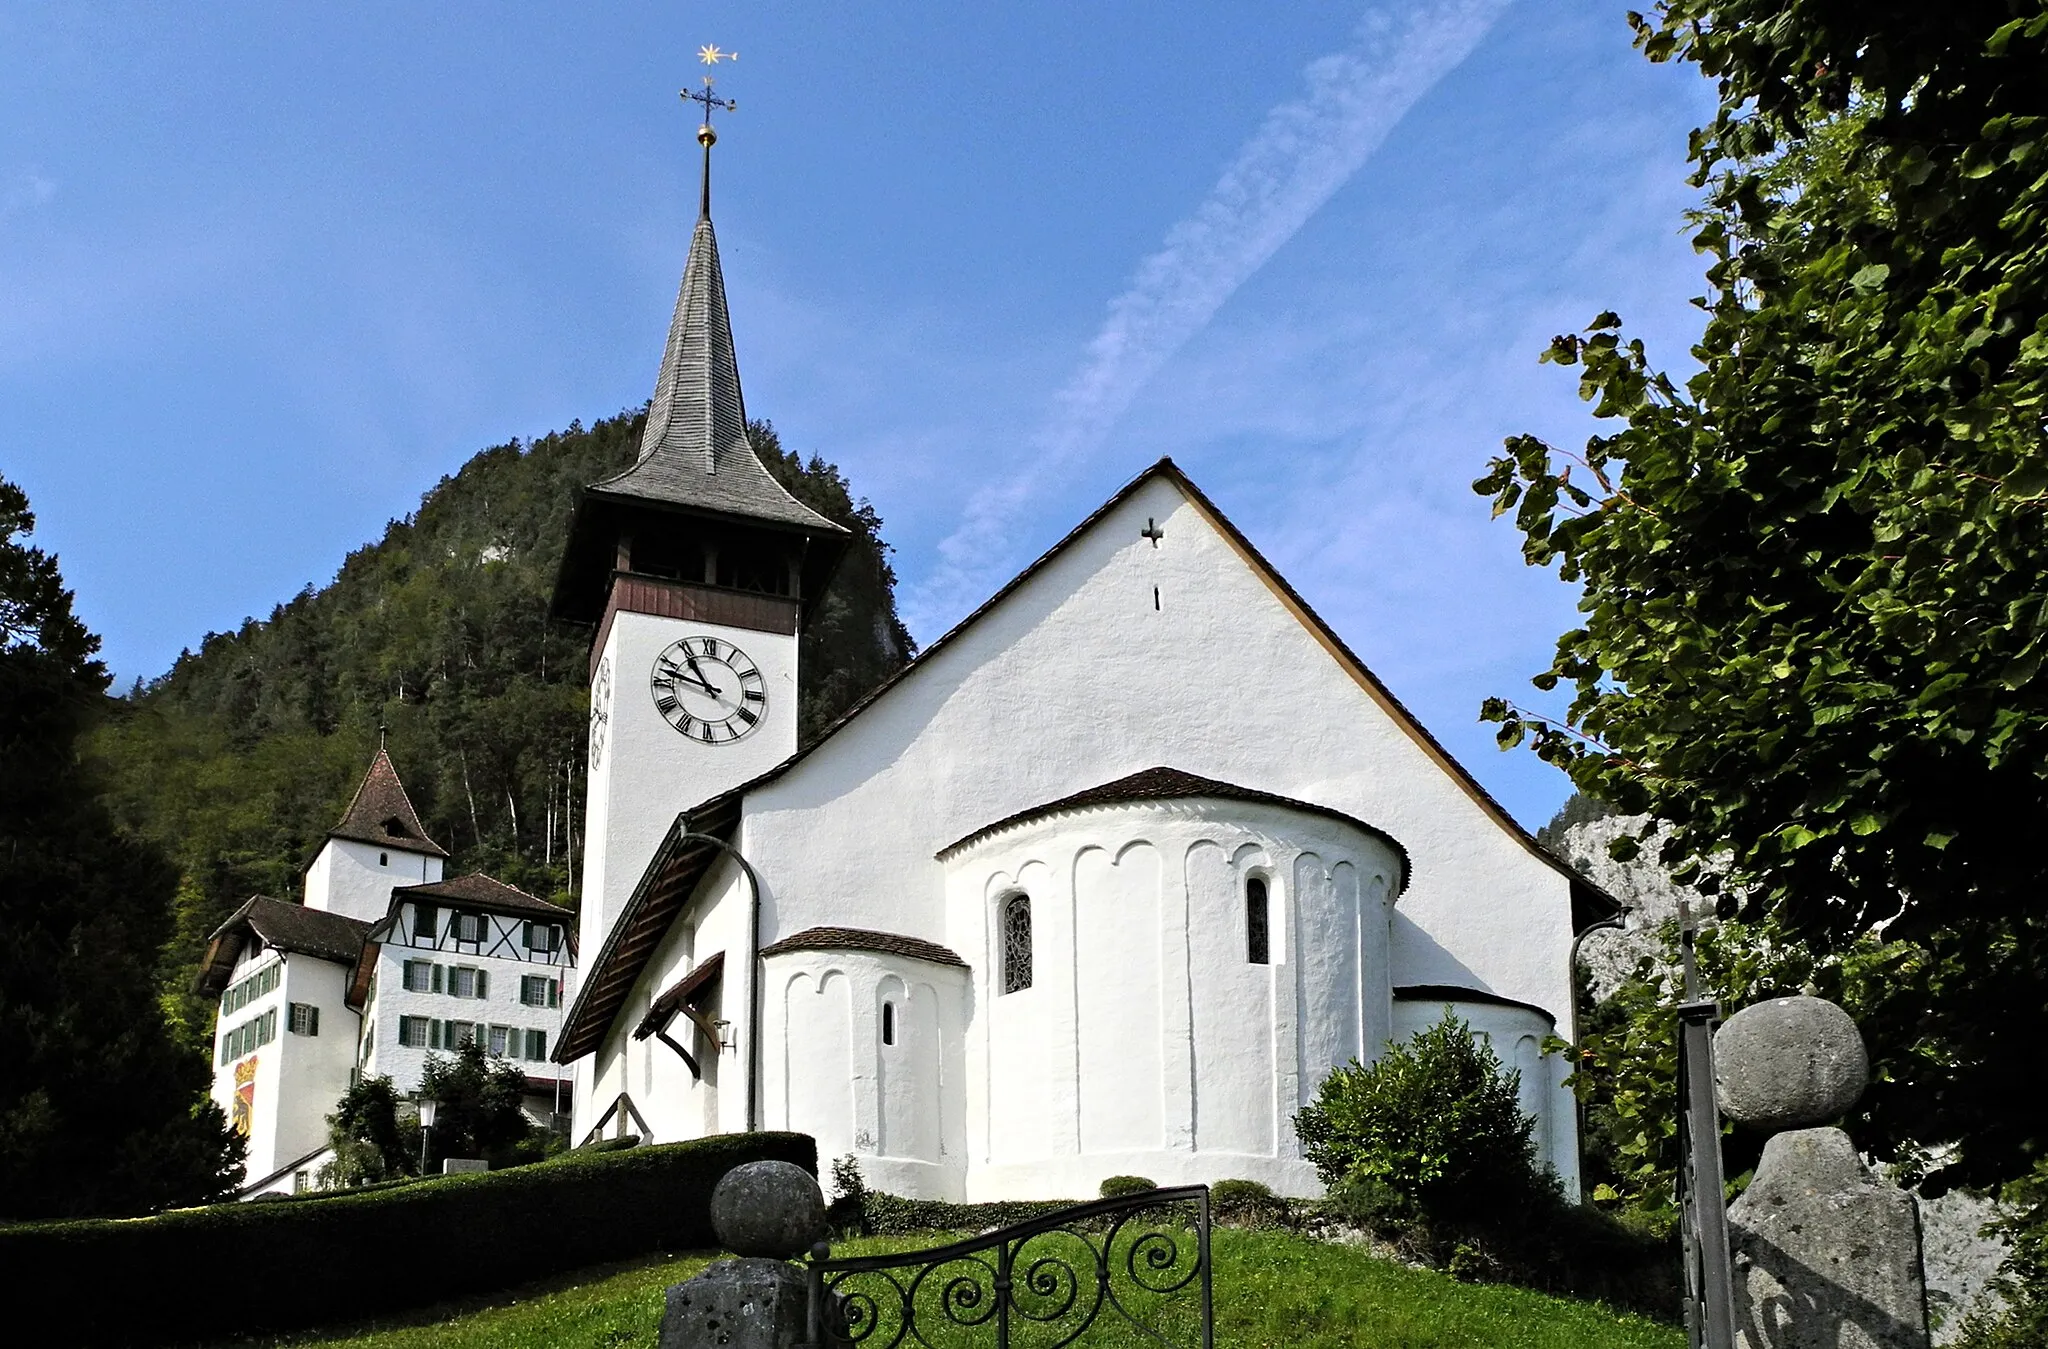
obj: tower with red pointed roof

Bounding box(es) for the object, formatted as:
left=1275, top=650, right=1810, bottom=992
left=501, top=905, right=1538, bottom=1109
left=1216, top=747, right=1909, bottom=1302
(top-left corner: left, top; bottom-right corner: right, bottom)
left=302, top=745, right=449, bottom=921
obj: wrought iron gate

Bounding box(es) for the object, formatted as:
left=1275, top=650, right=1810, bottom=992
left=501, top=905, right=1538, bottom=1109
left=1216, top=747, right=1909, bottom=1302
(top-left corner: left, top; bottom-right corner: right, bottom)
left=802, top=1184, right=1214, bottom=1349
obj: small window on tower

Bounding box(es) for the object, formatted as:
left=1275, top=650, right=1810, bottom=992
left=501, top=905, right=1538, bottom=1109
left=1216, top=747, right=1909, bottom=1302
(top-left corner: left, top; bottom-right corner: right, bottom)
left=1246, top=876, right=1271, bottom=966
left=379, top=852, right=389, bottom=867
left=882, top=1001, right=896, bottom=1046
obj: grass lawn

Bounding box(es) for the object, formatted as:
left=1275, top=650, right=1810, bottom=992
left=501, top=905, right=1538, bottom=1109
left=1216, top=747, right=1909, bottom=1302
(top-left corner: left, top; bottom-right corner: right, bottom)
left=228, top=1228, right=1682, bottom=1349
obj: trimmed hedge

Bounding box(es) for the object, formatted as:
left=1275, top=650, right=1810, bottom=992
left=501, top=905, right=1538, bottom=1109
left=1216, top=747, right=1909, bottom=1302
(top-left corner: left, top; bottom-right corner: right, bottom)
left=0, top=1130, right=814, bottom=1347
left=859, top=1191, right=1084, bottom=1236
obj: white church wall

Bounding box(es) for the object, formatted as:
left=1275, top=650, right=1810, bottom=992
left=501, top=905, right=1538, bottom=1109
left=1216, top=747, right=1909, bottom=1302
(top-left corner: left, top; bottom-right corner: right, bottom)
left=574, top=609, right=798, bottom=1128
left=944, top=798, right=1400, bottom=1200
left=739, top=473, right=1576, bottom=1052
left=1391, top=997, right=1578, bottom=1194
left=302, top=837, right=439, bottom=922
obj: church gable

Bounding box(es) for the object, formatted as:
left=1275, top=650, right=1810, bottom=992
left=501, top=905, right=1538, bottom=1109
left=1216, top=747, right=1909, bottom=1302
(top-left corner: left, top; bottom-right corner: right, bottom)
left=737, top=459, right=1601, bottom=1010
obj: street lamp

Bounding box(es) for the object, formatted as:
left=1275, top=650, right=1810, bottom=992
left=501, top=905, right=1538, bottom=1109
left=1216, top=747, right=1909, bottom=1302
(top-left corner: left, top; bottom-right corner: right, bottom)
left=417, top=1093, right=440, bottom=1174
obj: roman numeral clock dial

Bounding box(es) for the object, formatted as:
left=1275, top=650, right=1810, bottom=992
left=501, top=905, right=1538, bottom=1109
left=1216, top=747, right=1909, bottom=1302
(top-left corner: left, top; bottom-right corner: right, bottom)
left=650, top=636, right=767, bottom=744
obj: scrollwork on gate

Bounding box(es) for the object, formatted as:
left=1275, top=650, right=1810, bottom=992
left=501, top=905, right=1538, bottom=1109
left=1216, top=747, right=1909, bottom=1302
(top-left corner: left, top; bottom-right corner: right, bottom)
left=803, top=1185, right=1213, bottom=1349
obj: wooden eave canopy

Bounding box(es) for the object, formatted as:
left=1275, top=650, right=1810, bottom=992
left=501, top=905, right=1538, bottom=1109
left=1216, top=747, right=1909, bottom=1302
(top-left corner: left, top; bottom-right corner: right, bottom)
left=632, top=951, right=726, bottom=1043
left=554, top=791, right=742, bottom=1063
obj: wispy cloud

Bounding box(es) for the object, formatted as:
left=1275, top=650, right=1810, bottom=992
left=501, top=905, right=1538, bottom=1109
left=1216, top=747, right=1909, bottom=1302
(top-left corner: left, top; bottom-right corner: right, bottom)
left=905, top=0, right=1512, bottom=631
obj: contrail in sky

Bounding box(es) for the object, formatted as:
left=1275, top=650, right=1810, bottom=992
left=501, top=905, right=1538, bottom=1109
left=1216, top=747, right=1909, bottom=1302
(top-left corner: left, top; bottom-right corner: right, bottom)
left=906, top=0, right=1513, bottom=632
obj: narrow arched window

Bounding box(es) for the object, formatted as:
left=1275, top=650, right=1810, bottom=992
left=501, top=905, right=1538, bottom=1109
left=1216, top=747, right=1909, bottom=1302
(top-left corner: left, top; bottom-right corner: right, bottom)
left=1246, top=876, right=1270, bottom=965
left=1001, top=893, right=1033, bottom=994
left=882, top=1001, right=896, bottom=1045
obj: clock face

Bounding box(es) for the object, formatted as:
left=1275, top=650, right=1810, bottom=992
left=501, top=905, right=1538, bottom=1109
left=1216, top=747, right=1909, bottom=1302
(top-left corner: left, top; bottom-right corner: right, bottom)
left=588, top=657, right=612, bottom=768
left=650, top=635, right=766, bottom=744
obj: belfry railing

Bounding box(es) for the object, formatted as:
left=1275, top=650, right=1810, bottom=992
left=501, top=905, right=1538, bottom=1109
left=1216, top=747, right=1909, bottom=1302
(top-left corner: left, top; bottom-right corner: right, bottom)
left=802, top=1184, right=1214, bottom=1349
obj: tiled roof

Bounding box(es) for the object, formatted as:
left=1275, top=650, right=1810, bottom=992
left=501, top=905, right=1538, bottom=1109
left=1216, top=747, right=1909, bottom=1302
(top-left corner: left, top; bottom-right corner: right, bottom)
left=195, top=896, right=373, bottom=996
left=329, top=748, right=448, bottom=858
left=939, top=766, right=1411, bottom=888
left=392, top=872, right=569, bottom=921
left=760, top=926, right=967, bottom=968
left=591, top=213, right=841, bottom=536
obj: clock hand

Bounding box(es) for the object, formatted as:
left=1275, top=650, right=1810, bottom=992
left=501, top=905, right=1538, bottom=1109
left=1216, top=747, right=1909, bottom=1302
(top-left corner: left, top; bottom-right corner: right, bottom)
left=683, top=653, right=725, bottom=697
left=659, top=656, right=724, bottom=698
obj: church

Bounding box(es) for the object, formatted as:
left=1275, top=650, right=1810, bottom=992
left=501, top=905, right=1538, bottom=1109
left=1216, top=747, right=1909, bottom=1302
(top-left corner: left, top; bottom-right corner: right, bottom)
left=548, top=104, right=1617, bottom=1202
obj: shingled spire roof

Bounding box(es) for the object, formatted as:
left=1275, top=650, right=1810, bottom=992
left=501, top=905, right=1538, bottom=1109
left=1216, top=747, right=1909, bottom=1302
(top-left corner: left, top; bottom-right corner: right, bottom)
left=329, top=747, right=448, bottom=859
left=585, top=149, right=841, bottom=535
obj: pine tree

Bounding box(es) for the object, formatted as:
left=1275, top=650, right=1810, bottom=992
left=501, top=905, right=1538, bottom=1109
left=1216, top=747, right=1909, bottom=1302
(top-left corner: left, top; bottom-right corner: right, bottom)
left=0, top=473, right=244, bottom=1218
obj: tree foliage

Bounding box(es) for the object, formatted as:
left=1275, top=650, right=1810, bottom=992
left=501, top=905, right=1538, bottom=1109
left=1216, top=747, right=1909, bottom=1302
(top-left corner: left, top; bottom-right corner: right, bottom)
left=0, top=474, right=244, bottom=1218
left=418, top=1038, right=541, bottom=1169
left=322, top=1073, right=419, bottom=1188
left=90, top=409, right=912, bottom=1048
left=1476, top=5, right=2048, bottom=1189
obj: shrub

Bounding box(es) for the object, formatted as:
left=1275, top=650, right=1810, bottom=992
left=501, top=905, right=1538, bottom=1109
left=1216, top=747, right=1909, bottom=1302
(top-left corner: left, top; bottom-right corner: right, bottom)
left=1210, top=1178, right=1290, bottom=1228
left=1099, top=1174, right=1157, bottom=1198
left=826, top=1152, right=868, bottom=1235
left=0, top=1130, right=814, bottom=1346
left=1295, top=1014, right=1548, bottom=1229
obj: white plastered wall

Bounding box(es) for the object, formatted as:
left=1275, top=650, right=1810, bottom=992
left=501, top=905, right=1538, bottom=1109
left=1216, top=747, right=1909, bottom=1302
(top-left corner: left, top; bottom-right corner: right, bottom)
left=761, top=948, right=970, bottom=1200
left=303, top=838, right=440, bottom=922
left=589, top=851, right=753, bottom=1143
left=269, top=957, right=360, bottom=1174
left=945, top=799, right=1398, bottom=1200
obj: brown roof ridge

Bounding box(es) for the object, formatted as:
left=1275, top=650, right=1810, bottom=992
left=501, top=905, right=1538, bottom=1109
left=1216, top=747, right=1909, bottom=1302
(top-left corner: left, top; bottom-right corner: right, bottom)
left=391, top=871, right=569, bottom=918
left=759, top=926, right=966, bottom=968
left=937, top=765, right=1411, bottom=890
left=330, top=748, right=449, bottom=858
left=194, top=895, right=373, bottom=996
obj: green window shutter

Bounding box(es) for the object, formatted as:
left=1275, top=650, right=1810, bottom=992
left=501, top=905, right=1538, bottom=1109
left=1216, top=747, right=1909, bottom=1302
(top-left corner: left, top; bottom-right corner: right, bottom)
left=549, top=979, right=560, bottom=1009
left=308, top=1005, right=319, bottom=1036
left=433, top=964, right=444, bottom=994
left=476, top=969, right=488, bottom=1000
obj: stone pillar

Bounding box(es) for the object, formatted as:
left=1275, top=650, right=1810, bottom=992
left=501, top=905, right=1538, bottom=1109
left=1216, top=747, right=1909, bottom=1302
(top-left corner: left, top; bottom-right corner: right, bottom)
left=1714, top=995, right=1929, bottom=1349
left=660, top=1160, right=828, bottom=1349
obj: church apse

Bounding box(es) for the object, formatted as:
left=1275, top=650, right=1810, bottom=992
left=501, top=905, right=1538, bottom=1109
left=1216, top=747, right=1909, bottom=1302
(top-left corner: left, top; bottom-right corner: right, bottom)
left=942, top=787, right=1404, bottom=1201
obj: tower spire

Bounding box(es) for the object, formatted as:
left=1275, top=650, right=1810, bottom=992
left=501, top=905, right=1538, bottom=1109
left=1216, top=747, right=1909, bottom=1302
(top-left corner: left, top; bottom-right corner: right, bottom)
left=636, top=51, right=744, bottom=472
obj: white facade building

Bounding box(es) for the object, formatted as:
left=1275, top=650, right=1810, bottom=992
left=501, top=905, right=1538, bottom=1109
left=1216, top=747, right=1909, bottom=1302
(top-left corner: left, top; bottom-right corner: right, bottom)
left=547, top=136, right=1619, bottom=1201
left=198, top=750, right=575, bottom=1198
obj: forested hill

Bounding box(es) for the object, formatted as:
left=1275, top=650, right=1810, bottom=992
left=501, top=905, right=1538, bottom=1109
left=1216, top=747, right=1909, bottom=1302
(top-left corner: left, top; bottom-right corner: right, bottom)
left=91, top=409, right=913, bottom=1044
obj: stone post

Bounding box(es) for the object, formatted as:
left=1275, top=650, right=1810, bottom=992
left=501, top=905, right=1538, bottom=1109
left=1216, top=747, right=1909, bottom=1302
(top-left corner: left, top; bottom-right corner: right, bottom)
left=1714, top=995, right=1929, bottom=1349
left=660, top=1160, right=829, bottom=1349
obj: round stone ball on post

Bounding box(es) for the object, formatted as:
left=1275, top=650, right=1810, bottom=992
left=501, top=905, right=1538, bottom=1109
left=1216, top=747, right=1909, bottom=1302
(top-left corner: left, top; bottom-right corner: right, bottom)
left=1713, top=994, right=1869, bottom=1131
left=709, top=1160, right=829, bottom=1259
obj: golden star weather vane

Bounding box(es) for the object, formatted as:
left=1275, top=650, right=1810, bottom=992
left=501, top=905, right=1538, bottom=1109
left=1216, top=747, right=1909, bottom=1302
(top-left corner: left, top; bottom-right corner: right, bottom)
left=684, top=43, right=738, bottom=145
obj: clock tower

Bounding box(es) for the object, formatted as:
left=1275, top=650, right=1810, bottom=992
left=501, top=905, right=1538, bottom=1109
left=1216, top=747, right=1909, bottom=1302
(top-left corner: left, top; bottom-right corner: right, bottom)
left=551, top=92, right=848, bottom=1044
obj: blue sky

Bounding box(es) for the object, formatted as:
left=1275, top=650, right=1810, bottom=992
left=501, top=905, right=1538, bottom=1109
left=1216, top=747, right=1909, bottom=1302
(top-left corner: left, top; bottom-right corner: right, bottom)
left=2, top=2, right=1715, bottom=828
